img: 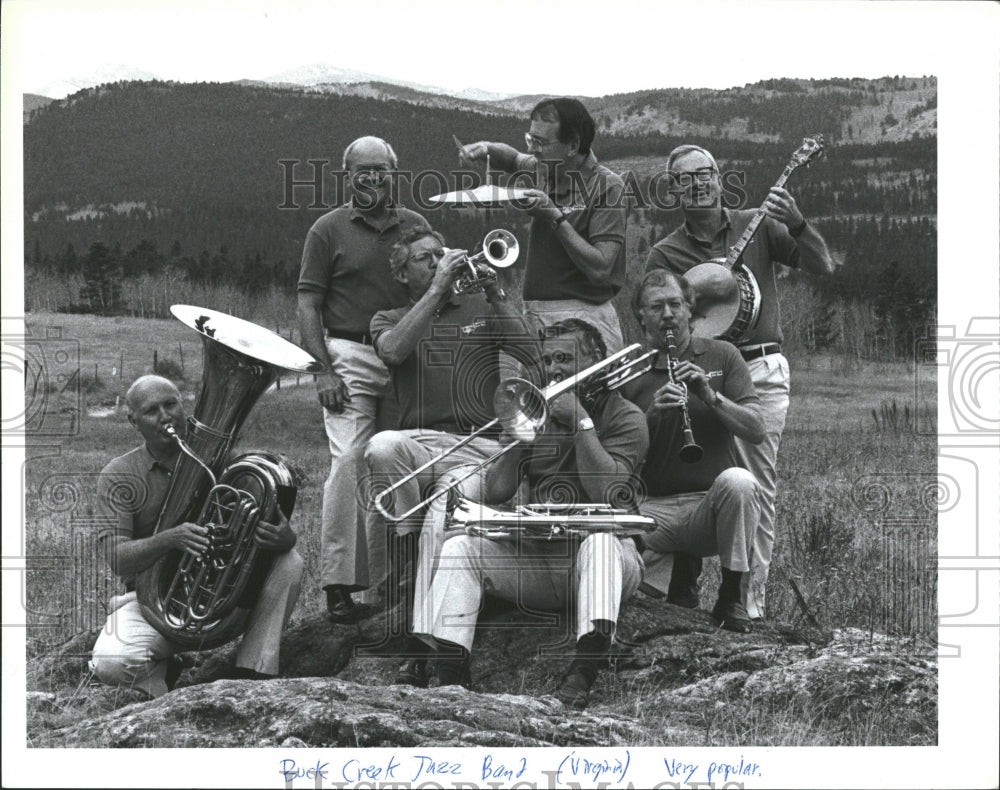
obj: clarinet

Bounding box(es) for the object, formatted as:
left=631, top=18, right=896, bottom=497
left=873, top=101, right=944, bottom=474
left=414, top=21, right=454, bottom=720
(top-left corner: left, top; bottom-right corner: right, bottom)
left=663, top=331, right=704, bottom=463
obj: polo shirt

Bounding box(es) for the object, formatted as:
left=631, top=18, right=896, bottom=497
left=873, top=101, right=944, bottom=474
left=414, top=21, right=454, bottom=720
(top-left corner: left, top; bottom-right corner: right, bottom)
left=370, top=297, right=534, bottom=435
left=525, top=391, right=649, bottom=506
left=622, top=336, right=758, bottom=495
left=297, top=203, right=430, bottom=334
left=517, top=152, right=628, bottom=305
left=97, top=444, right=176, bottom=542
left=644, top=208, right=799, bottom=346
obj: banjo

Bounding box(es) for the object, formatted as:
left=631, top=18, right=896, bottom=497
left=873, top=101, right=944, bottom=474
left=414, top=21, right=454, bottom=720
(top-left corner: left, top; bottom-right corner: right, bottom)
left=685, top=134, right=825, bottom=343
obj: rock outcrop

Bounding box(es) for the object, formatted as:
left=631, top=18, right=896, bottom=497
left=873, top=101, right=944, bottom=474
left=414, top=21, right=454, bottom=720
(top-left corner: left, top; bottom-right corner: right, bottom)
left=27, top=595, right=936, bottom=747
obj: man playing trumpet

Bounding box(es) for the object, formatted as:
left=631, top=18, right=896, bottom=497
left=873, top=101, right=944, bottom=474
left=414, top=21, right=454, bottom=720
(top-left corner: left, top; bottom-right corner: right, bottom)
left=623, top=271, right=765, bottom=633
left=412, top=319, right=648, bottom=708
left=322, top=226, right=539, bottom=683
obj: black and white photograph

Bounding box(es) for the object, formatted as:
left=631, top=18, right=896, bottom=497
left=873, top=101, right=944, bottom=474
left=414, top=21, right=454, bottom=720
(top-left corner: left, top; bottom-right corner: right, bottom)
left=2, top=1, right=998, bottom=788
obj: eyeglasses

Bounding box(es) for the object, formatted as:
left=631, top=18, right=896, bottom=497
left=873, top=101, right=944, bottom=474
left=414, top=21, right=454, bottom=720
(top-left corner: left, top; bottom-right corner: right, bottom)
left=541, top=351, right=574, bottom=366
left=409, top=248, right=447, bottom=266
left=667, top=168, right=718, bottom=184
left=353, top=168, right=392, bottom=184
left=524, top=132, right=561, bottom=150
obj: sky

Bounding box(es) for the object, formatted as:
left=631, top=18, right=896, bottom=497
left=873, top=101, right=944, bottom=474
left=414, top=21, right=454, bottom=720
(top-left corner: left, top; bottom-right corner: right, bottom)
left=0, top=0, right=988, bottom=98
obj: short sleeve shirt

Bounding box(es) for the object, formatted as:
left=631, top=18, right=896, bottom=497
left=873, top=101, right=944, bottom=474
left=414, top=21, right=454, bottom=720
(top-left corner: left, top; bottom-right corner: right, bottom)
left=644, top=208, right=799, bottom=345
left=519, top=153, right=628, bottom=304
left=297, top=204, right=430, bottom=334
left=370, top=297, right=535, bottom=434
left=622, top=337, right=758, bottom=495
left=525, top=392, right=649, bottom=507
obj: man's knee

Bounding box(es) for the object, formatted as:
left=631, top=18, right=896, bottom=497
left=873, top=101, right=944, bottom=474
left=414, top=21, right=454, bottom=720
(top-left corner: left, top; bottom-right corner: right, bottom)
left=364, top=430, right=409, bottom=469
left=716, top=467, right=761, bottom=500
left=90, top=651, right=157, bottom=692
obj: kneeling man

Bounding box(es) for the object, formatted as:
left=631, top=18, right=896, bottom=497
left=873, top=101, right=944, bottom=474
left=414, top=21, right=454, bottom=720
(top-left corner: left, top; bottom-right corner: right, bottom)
left=90, top=375, right=303, bottom=697
left=624, top=270, right=765, bottom=633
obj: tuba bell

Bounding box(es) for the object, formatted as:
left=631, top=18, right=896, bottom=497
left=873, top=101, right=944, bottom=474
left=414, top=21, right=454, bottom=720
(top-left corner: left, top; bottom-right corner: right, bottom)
left=134, top=305, right=321, bottom=650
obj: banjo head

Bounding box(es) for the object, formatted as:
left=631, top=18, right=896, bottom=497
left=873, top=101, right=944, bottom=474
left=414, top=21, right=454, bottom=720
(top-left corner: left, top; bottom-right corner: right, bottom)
left=683, top=260, right=741, bottom=339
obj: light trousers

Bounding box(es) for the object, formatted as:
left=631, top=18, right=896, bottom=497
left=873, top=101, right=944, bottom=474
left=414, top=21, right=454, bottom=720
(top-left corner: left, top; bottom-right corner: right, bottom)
left=733, top=352, right=790, bottom=618
left=419, top=532, right=643, bottom=653
left=90, top=550, right=303, bottom=697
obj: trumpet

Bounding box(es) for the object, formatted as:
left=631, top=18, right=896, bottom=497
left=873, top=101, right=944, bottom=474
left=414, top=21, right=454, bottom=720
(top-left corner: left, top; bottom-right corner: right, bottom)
left=374, top=343, right=654, bottom=522
left=450, top=229, right=519, bottom=295
left=663, top=330, right=704, bottom=463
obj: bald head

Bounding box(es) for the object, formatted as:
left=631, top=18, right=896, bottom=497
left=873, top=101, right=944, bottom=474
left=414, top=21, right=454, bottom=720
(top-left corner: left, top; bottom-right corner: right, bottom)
left=125, top=375, right=179, bottom=414
left=342, top=136, right=398, bottom=170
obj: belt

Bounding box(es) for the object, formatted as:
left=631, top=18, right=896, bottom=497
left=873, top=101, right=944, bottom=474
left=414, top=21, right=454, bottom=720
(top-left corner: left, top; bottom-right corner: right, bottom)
left=326, top=328, right=374, bottom=346
left=739, top=343, right=781, bottom=361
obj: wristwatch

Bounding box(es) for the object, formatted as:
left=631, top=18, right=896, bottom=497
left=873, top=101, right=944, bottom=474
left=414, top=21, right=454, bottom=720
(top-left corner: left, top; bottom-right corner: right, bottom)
left=551, top=212, right=568, bottom=229
left=789, top=218, right=808, bottom=238
left=578, top=417, right=595, bottom=431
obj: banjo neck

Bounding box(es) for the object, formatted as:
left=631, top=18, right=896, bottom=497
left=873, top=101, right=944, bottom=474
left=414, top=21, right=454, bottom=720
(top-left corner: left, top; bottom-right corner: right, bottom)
left=724, top=164, right=795, bottom=270
left=722, top=133, right=825, bottom=271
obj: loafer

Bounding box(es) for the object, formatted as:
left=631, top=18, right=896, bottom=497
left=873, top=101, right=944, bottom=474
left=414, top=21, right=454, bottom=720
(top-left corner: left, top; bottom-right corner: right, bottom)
left=395, top=658, right=430, bottom=688
left=325, top=587, right=361, bottom=624
left=554, top=668, right=593, bottom=710
left=711, top=599, right=753, bottom=634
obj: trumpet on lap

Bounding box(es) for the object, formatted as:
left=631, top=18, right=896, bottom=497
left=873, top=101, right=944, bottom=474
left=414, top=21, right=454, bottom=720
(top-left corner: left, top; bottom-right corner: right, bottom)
left=373, top=343, right=655, bottom=522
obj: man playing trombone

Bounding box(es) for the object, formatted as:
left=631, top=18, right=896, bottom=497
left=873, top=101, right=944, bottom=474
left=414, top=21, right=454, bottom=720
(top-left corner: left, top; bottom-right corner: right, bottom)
left=412, top=319, right=648, bottom=708
left=322, top=226, right=538, bottom=680
left=623, top=270, right=765, bottom=633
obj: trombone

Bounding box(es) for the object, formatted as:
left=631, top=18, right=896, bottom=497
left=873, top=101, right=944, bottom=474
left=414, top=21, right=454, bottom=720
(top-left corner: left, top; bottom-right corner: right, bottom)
left=373, top=343, right=653, bottom=523
left=450, top=229, right=518, bottom=295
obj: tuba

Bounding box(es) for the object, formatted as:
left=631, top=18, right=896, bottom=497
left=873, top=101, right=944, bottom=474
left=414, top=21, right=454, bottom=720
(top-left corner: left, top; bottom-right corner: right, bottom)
left=134, top=305, right=321, bottom=650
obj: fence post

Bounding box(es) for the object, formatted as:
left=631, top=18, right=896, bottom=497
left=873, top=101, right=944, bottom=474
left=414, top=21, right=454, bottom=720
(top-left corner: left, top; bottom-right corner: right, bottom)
left=178, top=342, right=185, bottom=377
left=153, top=349, right=158, bottom=373
left=119, top=350, right=125, bottom=383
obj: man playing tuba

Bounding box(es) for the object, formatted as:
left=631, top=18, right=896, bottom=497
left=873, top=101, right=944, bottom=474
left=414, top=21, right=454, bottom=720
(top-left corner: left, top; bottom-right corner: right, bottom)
left=89, top=375, right=303, bottom=697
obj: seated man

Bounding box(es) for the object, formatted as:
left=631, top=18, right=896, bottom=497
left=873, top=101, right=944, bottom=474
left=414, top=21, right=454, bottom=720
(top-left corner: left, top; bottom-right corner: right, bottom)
left=414, top=319, right=648, bottom=709
left=322, top=227, right=538, bottom=673
left=622, top=270, right=765, bottom=633
left=89, top=375, right=303, bottom=698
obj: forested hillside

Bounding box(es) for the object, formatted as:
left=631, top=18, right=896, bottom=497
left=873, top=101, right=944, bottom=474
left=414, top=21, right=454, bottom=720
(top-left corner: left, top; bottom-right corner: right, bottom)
left=23, top=79, right=935, bottom=360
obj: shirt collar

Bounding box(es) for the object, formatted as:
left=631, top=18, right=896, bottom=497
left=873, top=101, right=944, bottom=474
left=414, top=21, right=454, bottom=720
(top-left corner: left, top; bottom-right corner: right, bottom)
left=544, top=151, right=600, bottom=199
left=349, top=200, right=400, bottom=232
left=140, top=444, right=175, bottom=472
left=682, top=207, right=732, bottom=245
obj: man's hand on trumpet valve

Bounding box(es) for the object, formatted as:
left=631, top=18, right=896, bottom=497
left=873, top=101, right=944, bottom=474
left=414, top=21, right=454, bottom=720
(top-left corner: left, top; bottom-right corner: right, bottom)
left=426, top=248, right=468, bottom=302
left=253, top=510, right=297, bottom=552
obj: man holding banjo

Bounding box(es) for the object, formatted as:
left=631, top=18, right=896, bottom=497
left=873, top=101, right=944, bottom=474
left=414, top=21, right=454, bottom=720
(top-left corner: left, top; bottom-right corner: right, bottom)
left=645, top=143, right=834, bottom=620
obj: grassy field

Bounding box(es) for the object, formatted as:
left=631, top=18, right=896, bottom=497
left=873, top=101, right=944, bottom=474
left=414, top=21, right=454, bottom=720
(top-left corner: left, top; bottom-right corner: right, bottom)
left=20, top=311, right=937, bottom=661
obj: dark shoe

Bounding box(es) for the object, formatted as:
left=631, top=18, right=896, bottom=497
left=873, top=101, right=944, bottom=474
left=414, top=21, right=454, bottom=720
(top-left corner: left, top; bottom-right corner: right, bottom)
left=711, top=599, right=753, bottom=634
left=165, top=653, right=195, bottom=690
left=666, top=553, right=702, bottom=609
left=395, top=658, right=430, bottom=688
left=554, top=667, right=594, bottom=710
left=432, top=658, right=472, bottom=689
left=226, top=666, right=276, bottom=681
left=325, top=586, right=360, bottom=624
